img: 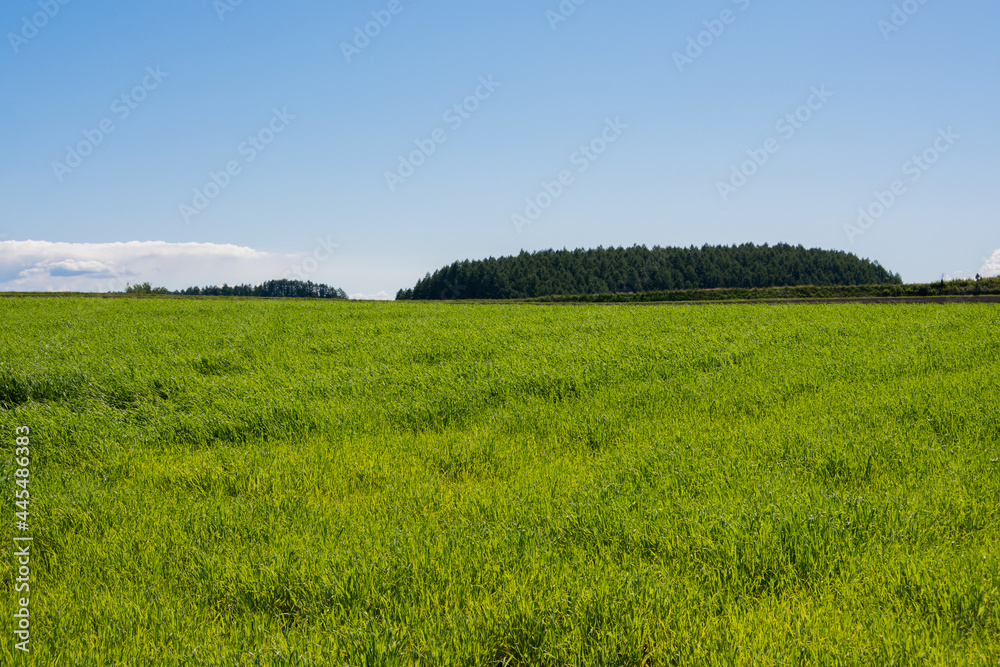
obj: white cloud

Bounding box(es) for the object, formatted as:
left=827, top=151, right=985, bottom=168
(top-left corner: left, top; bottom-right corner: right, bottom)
left=0, top=240, right=299, bottom=292
left=980, top=248, right=1000, bottom=278
left=48, top=259, right=116, bottom=277
left=349, top=290, right=393, bottom=301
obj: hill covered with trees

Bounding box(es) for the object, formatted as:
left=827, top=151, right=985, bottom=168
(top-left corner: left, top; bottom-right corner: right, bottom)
left=395, top=244, right=902, bottom=301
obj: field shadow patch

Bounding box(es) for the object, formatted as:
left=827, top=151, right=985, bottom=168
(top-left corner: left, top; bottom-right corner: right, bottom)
left=190, top=354, right=244, bottom=376
left=423, top=436, right=501, bottom=482
left=0, top=369, right=90, bottom=407
left=389, top=398, right=474, bottom=433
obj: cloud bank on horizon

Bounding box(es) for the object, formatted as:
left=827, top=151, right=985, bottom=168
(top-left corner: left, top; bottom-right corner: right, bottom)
left=349, top=290, right=394, bottom=301
left=0, top=240, right=304, bottom=293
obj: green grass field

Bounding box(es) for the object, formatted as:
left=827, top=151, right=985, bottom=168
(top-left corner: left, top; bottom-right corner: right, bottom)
left=1, top=298, right=998, bottom=665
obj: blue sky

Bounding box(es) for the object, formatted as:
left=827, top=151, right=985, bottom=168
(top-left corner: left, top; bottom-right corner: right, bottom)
left=2, top=0, right=998, bottom=296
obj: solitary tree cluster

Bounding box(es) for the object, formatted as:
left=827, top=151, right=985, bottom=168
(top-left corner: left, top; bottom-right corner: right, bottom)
left=177, top=279, right=348, bottom=299
left=123, top=279, right=348, bottom=299
left=125, top=282, right=169, bottom=295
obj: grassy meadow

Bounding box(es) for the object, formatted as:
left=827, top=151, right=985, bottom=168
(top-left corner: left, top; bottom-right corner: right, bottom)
left=1, top=297, right=998, bottom=665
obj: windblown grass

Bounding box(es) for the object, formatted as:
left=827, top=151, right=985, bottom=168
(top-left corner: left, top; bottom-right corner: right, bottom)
left=1, top=298, right=998, bottom=665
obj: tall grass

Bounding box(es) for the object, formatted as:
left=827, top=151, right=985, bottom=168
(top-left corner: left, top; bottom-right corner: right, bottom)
left=1, top=298, right=998, bottom=665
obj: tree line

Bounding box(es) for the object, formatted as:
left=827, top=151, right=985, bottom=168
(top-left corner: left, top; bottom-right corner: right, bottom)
left=531, top=276, right=1000, bottom=303
left=395, top=244, right=903, bottom=301
left=125, top=279, right=348, bottom=299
